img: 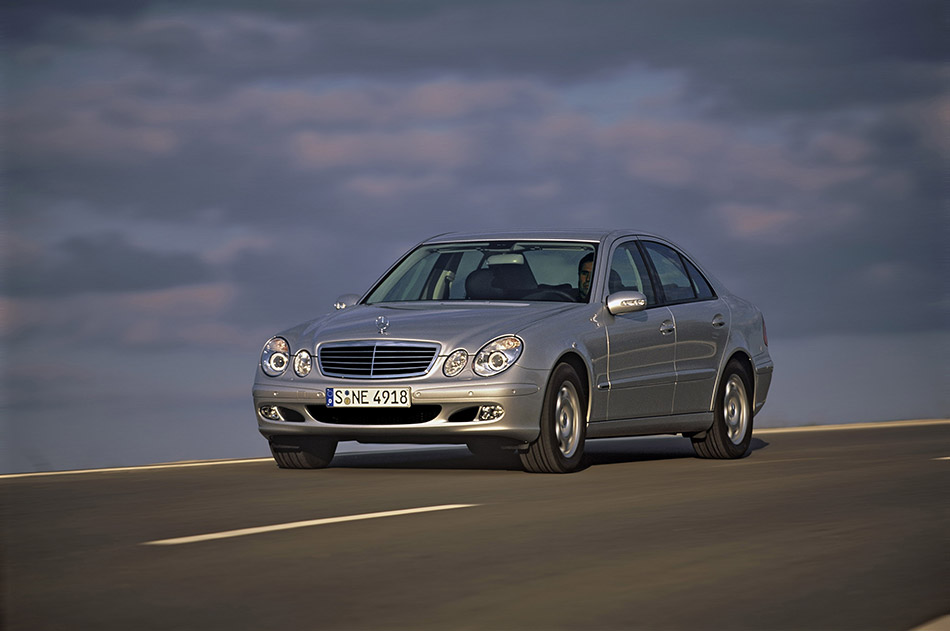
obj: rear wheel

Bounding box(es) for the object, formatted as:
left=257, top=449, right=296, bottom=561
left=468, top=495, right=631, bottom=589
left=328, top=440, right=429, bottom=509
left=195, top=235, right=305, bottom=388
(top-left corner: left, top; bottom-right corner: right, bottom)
left=520, top=363, right=587, bottom=473
left=692, top=360, right=753, bottom=459
left=269, top=436, right=337, bottom=469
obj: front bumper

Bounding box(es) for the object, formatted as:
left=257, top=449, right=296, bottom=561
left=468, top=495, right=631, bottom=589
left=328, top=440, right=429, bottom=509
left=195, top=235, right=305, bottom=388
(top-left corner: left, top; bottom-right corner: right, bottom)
left=254, top=369, right=547, bottom=445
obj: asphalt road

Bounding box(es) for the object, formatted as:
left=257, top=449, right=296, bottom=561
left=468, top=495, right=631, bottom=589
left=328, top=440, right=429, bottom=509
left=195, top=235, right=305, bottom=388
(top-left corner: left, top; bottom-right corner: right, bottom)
left=3, top=421, right=948, bottom=631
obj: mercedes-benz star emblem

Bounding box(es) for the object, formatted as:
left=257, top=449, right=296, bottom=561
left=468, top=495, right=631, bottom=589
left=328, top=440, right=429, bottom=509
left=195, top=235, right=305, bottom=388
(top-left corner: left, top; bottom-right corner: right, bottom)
left=376, top=315, right=390, bottom=335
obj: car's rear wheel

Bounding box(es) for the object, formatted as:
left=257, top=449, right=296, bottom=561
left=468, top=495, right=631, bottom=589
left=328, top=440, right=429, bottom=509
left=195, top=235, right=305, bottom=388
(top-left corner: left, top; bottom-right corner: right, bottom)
left=269, top=436, right=337, bottom=469
left=520, top=363, right=587, bottom=473
left=692, top=359, right=753, bottom=459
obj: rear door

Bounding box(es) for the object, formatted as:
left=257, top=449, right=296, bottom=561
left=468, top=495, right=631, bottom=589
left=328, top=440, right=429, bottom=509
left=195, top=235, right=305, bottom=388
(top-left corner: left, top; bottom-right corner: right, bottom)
left=640, top=241, right=729, bottom=415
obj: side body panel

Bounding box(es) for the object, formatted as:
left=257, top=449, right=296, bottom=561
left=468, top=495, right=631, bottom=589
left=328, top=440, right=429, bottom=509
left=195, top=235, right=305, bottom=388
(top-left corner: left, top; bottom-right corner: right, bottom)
left=670, top=298, right=730, bottom=414
left=604, top=307, right=676, bottom=419
left=717, top=294, right=773, bottom=414
left=514, top=304, right=609, bottom=423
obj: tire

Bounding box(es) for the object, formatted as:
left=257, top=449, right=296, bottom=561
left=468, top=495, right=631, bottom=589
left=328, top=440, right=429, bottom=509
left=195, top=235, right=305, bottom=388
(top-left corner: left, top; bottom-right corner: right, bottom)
left=269, top=436, right=337, bottom=469
left=692, top=360, right=753, bottom=459
left=520, top=363, right=587, bottom=473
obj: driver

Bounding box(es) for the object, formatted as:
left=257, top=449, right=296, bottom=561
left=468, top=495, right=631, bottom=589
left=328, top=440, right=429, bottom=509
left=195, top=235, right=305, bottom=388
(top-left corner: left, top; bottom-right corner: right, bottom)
left=576, top=252, right=594, bottom=302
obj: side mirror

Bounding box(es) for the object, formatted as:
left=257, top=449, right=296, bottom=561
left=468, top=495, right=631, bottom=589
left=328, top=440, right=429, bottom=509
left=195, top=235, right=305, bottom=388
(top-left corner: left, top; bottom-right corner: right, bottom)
left=333, top=294, right=361, bottom=310
left=606, top=291, right=648, bottom=315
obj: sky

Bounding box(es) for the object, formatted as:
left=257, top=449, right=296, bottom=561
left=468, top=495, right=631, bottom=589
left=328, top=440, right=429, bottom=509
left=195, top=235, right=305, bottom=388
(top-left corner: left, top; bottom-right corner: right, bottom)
left=2, top=0, right=947, bottom=473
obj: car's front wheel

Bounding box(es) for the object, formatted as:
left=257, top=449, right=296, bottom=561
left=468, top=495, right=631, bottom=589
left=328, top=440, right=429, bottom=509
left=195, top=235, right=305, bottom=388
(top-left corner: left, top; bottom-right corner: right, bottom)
left=269, top=436, right=337, bottom=469
left=691, top=359, right=753, bottom=459
left=520, top=363, right=587, bottom=473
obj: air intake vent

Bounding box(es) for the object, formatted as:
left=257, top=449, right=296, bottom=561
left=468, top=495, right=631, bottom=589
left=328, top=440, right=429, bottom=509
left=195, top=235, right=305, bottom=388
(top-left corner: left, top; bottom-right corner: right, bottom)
left=318, top=341, right=440, bottom=379
left=306, top=405, right=441, bottom=425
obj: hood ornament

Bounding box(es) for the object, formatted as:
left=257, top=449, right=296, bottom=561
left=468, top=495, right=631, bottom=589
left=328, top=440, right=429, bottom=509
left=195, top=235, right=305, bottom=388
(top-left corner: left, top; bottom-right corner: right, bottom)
left=375, top=315, right=390, bottom=335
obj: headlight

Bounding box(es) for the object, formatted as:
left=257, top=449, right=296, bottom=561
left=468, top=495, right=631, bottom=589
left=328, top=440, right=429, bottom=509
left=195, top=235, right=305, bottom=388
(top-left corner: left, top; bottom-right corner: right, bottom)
left=473, top=336, right=523, bottom=377
left=443, top=349, right=468, bottom=377
left=261, top=337, right=290, bottom=377
left=293, top=349, right=313, bottom=377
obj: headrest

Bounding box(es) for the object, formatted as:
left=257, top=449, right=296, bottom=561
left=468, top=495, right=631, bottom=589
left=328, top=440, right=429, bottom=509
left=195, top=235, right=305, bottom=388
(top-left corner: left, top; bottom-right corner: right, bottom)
left=608, top=269, right=624, bottom=293
left=465, top=268, right=503, bottom=300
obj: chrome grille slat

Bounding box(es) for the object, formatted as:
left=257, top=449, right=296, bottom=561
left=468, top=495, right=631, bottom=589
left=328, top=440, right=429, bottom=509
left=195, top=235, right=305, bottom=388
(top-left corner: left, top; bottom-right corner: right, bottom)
left=319, top=341, right=440, bottom=379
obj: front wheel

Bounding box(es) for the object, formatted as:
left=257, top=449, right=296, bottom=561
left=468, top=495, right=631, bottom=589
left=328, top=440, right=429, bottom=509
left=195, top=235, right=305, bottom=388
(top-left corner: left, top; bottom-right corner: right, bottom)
left=692, top=360, right=753, bottom=459
left=269, top=436, right=337, bottom=469
left=520, top=363, right=587, bottom=473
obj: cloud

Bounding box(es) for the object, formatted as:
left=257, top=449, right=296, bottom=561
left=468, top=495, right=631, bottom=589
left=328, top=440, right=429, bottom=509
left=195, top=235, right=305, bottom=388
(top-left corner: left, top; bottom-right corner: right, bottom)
left=714, top=204, right=800, bottom=239
left=14, top=109, right=180, bottom=163
left=2, top=282, right=262, bottom=350
left=343, top=173, right=455, bottom=198
left=9, top=1, right=943, bottom=118
left=290, top=128, right=475, bottom=170
left=3, top=233, right=215, bottom=297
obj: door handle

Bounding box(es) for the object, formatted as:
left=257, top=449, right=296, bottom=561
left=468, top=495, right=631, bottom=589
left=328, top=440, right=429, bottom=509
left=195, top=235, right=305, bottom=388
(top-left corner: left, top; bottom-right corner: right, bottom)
left=659, top=320, right=675, bottom=335
left=712, top=315, right=726, bottom=328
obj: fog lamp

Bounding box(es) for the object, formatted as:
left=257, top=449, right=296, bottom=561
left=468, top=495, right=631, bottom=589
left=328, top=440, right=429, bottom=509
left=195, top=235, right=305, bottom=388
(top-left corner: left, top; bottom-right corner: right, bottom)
left=477, top=405, right=505, bottom=421
left=259, top=406, right=282, bottom=421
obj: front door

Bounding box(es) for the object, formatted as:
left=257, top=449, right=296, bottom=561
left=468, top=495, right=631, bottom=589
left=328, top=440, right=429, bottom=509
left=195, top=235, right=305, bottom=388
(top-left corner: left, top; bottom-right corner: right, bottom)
left=604, top=240, right=676, bottom=419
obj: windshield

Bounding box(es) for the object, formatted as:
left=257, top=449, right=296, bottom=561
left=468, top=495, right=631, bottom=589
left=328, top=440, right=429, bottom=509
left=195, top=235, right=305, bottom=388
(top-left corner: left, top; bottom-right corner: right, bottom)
left=364, top=241, right=598, bottom=304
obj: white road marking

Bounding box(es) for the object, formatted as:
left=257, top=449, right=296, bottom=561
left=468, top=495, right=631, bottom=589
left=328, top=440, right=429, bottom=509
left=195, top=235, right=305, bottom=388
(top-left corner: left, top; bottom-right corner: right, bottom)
left=755, top=419, right=949, bottom=434
left=143, top=504, right=479, bottom=546
left=934, top=457, right=950, bottom=461
left=0, top=458, right=272, bottom=480
left=910, top=614, right=950, bottom=631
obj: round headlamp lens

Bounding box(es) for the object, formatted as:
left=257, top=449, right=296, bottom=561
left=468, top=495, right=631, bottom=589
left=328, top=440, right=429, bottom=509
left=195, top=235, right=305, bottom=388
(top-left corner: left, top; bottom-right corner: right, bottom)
left=489, top=351, right=507, bottom=370
left=270, top=353, right=288, bottom=372
left=443, top=349, right=468, bottom=377
left=293, top=350, right=313, bottom=377
left=261, top=337, right=291, bottom=377
left=473, top=336, right=523, bottom=377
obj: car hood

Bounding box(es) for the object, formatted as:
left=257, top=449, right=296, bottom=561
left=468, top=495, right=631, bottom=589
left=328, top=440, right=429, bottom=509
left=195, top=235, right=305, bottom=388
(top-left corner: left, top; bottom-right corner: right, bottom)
left=289, top=302, right=580, bottom=352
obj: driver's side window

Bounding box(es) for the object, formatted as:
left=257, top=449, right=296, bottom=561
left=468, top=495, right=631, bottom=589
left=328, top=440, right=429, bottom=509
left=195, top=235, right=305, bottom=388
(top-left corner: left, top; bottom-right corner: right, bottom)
left=609, top=242, right=657, bottom=306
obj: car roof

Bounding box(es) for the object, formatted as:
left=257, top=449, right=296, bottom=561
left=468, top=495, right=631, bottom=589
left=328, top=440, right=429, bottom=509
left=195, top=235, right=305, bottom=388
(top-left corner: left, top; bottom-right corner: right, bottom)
left=422, top=229, right=663, bottom=244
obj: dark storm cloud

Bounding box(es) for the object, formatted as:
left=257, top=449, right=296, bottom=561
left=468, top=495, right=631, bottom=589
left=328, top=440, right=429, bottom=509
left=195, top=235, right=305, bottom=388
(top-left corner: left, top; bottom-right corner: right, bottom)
left=8, top=0, right=944, bottom=116
left=4, top=233, right=214, bottom=296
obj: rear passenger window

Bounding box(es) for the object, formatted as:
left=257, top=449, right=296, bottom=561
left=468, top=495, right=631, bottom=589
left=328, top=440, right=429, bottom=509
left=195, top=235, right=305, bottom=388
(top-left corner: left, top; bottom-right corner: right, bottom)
left=683, top=258, right=715, bottom=300
left=642, top=241, right=696, bottom=304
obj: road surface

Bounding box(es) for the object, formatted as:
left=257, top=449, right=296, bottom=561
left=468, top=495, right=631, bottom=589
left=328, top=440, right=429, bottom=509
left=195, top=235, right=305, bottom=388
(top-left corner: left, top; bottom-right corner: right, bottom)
left=3, top=421, right=948, bottom=630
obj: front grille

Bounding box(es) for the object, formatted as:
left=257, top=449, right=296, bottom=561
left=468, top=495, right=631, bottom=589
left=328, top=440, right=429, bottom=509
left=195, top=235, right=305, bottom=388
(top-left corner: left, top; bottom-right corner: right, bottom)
left=318, top=341, right=440, bottom=379
left=306, top=405, right=441, bottom=425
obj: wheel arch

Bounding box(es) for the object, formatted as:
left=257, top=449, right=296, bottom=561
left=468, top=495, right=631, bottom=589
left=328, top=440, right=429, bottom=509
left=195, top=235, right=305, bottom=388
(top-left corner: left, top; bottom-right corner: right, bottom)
left=715, top=350, right=755, bottom=411
left=552, top=350, right=591, bottom=419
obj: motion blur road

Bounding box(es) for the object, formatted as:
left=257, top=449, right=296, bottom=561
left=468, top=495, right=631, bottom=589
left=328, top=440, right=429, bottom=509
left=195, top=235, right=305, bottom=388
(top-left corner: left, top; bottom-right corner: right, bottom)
left=3, top=421, right=948, bottom=630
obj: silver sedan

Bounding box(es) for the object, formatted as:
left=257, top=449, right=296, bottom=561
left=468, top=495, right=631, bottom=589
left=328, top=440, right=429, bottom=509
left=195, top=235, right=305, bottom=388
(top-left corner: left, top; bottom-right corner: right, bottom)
left=253, top=230, right=773, bottom=473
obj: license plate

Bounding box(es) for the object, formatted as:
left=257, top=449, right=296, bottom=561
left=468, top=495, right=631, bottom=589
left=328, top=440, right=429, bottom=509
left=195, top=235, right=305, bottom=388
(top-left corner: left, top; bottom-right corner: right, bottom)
left=326, top=387, right=411, bottom=408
